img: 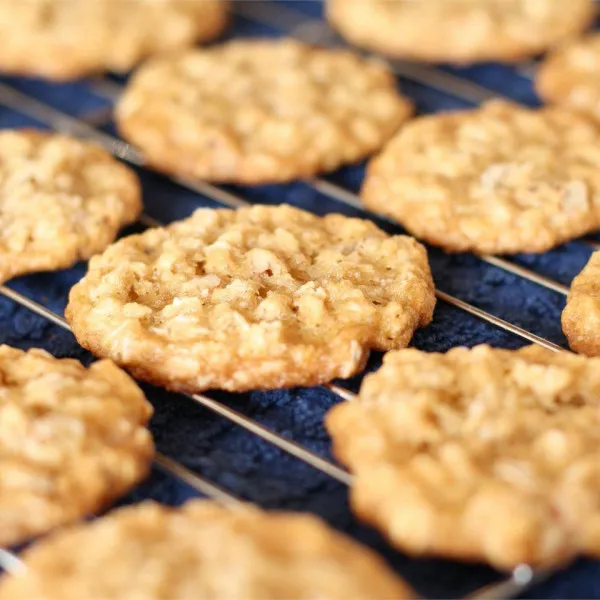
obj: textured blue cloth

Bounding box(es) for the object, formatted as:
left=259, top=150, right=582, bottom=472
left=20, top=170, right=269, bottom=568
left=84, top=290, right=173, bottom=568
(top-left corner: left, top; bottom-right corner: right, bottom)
left=1, top=2, right=600, bottom=598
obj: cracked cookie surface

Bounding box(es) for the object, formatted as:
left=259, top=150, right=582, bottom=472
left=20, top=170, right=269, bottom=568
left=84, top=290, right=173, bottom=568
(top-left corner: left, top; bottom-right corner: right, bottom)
left=115, top=39, right=413, bottom=184
left=0, top=129, right=141, bottom=284
left=0, top=345, right=154, bottom=547
left=66, top=204, right=435, bottom=392
left=327, top=0, right=595, bottom=64
left=0, top=501, right=413, bottom=600
left=362, top=100, right=600, bottom=254
left=326, top=344, right=600, bottom=570
left=0, top=0, right=228, bottom=80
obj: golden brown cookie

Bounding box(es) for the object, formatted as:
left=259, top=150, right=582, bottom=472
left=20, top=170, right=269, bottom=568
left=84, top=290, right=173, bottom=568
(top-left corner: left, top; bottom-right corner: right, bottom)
left=115, top=39, right=413, bottom=184
left=0, top=345, right=153, bottom=548
left=65, top=204, right=435, bottom=393
left=0, top=501, right=414, bottom=600
left=0, top=0, right=228, bottom=80
left=326, top=344, right=600, bottom=570
left=327, top=0, right=595, bottom=64
left=362, top=100, right=600, bottom=254
left=562, top=251, right=600, bottom=356
left=0, top=129, right=141, bottom=284
left=537, top=33, right=600, bottom=124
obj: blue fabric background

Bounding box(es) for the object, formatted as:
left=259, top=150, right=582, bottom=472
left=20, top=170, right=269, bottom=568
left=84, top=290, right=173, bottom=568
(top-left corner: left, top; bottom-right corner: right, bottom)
left=1, top=1, right=599, bottom=597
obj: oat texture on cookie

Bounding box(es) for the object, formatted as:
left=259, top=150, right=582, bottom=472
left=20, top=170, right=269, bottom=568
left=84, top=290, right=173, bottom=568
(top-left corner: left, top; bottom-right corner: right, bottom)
left=0, top=501, right=414, bottom=600
left=361, top=100, right=600, bottom=254
left=0, top=345, right=154, bottom=548
left=0, top=129, right=141, bottom=284
left=326, top=0, right=595, bottom=64
left=0, top=0, right=228, bottom=80
left=115, top=39, right=413, bottom=184
left=562, top=251, right=600, bottom=356
left=326, top=345, right=600, bottom=569
left=537, top=34, right=600, bottom=124
left=65, top=204, right=435, bottom=393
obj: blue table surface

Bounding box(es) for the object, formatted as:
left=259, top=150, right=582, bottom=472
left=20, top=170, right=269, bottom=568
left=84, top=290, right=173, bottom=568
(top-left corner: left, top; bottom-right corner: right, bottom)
left=1, top=1, right=600, bottom=598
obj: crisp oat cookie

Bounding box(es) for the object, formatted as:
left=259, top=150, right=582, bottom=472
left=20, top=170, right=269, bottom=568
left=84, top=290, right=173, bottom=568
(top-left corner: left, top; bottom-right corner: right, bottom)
left=327, top=0, right=595, bottom=64
left=362, top=100, right=600, bottom=254
left=537, top=34, right=600, bottom=124
left=0, top=501, right=414, bottom=599
left=65, top=204, right=435, bottom=393
left=0, top=129, right=141, bottom=284
left=0, top=345, right=153, bottom=548
left=562, top=251, right=600, bottom=356
left=326, top=344, right=600, bottom=570
left=115, top=39, right=413, bottom=185
left=0, top=0, right=228, bottom=80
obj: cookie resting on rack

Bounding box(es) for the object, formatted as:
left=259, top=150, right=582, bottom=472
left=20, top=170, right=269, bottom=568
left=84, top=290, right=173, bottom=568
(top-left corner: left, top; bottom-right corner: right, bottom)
left=562, top=251, right=600, bottom=356
left=0, top=0, right=228, bottom=80
left=65, top=204, right=435, bottom=392
left=326, top=0, right=595, bottom=64
left=0, top=129, right=141, bottom=284
left=361, top=100, right=600, bottom=254
left=115, top=39, right=413, bottom=184
left=0, top=345, right=153, bottom=548
left=0, top=501, right=414, bottom=600
left=537, top=33, right=600, bottom=124
left=326, top=344, right=600, bottom=570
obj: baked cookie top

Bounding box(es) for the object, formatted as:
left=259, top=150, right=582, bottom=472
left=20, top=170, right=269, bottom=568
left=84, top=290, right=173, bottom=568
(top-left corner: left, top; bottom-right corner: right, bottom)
left=0, top=0, right=228, bottom=80
left=0, top=345, right=153, bottom=548
left=326, top=344, right=600, bottom=570
left=562, top=251, right=600, bottom=356
left=65, top=204, right=435, bottom=392
left=361, top=100, right=600, bottom=254
left=0, top=129, right=141, bottom=284
left=537, top=33, right=600, bottom=123
left=0, top=501, right=413, bottom=600
left=327, top=0, right=595, bottom=64
left=115, top=39, right=413, bottom=184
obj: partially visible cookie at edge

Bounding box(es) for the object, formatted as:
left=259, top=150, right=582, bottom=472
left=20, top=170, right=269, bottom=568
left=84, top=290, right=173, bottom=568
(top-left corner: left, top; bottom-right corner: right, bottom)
left=326, top=0, right=596, bottom=64
left=562, top=251, right=600, bottom=356
left=0, top=345, right=154, bottom=548
left=65, top=204, right=435, bottom=392
left=326, top=344, right=600, bottom=570
left=0, top=0, right=229, bottom=80
left=115, top=39, right=413, bottom=184
left=0, top=129, right=142, bottom=284
left=537, top=33, right=600, bottom=124
left=361, top=100, right=600, bottom=254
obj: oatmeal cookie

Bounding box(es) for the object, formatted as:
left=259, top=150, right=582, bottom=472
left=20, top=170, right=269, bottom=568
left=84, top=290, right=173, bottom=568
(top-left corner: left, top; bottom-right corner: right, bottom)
left=65, top=204, right=435, bottom=392
left=327, top=0, right=595, bottom=64
left=326, top=345, right=600, bottom=570
left=0, top=501, right=413, bottom=599
left=0, top=0, right=228, bottom=80
left=537, top=34, right=600, bottom=124
left=562, top=251, right=600, bottom=356
left=115, top=39, right=413, bottom=184
left=362, top=100, right=600, bottom=254
left=0, top=129, right=141, bottom=284
left=0, top=345, right=153, bottom=548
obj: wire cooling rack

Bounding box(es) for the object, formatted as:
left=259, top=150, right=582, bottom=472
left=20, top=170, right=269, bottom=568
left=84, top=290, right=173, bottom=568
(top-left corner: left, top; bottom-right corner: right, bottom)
left=0, top=1, right=599, bottom=598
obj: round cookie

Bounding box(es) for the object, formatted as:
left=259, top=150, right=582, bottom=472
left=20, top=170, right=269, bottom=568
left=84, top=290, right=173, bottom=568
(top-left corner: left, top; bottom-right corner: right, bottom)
left=0, top=0, right=228, bottom=80
left=65, top=204, right=435, bottom=393
left=0, top=345, right=153, bottom=547
left=361, top=100, right=600, bottom=254
left=537, top=33, right=600, bottom=124
left=0, top=501, right=413, bottom=599
left=562, top=251, right=600, bottom=356
left=0, top=129, right=141, bottom=284
left=326, top=0, right=596, bottom=64
left=326, top=345, right=600, bottom=570
left=115, top=39, right=413, bottom=185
